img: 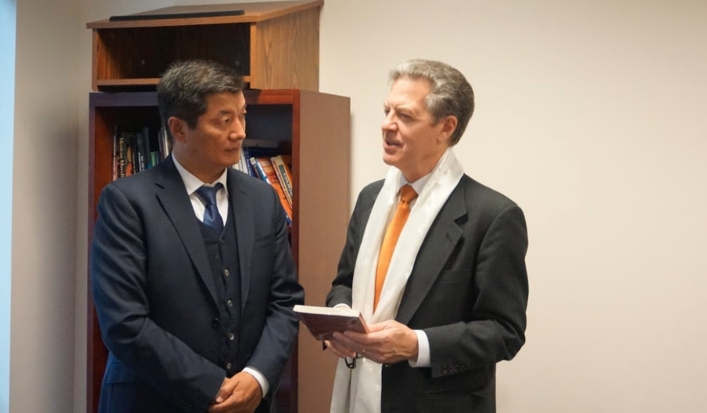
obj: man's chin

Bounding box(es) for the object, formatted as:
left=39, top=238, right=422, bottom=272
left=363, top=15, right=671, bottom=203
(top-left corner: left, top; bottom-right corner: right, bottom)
left=381, top=154, right=398, bottom=168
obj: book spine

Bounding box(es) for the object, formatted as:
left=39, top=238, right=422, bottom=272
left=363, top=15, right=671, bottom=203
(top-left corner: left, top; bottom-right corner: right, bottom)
left=142, top=127, right=152, bottom=169
left=136, top=132, right=146, bottom=172
left=250, top=158, right=270, bottom=183
left=271, top=155, right=293, bottom=207
left=235, top=147, right=247, bottom=173
left=150, top=152, right=160, bottom=169
left=111, top=126, right=118, bottom=181
left=158, top=125, right=171, bottom=160
left=118, top=133, right=126, bottom=178
left=243, top=149, right=256, bottom=177
left=129, top=133, right=138, bottom=175
left=256, top=157, right=293, bottom=225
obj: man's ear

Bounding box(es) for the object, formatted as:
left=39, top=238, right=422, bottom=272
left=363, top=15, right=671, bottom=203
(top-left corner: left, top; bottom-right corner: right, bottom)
left=167, top=117, right=188, bottom=143
left=438, top=115, right=458, bottom=144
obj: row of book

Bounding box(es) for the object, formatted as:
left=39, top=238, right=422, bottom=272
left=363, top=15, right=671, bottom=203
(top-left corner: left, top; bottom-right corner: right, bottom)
left=235, top=148, right=294, bottom=225
left=111, top=127, right=295, bottom=225
left=111, top=126, right=171, bottom=181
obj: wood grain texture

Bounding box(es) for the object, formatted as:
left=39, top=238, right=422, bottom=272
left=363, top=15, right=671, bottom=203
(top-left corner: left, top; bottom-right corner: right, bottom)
left=86, top=1, right=324, bottom=29
left=252, top=7, right=319, bottom=91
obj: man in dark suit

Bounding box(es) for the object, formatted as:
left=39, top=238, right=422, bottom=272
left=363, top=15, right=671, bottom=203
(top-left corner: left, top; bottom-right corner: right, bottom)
left=91, top=60, right=304, bottom=413
left=326, top=59, right=529, bottom=413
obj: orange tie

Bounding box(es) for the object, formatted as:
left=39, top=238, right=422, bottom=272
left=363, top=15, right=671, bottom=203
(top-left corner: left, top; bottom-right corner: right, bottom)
left=374, top=184, right=418, bottom=310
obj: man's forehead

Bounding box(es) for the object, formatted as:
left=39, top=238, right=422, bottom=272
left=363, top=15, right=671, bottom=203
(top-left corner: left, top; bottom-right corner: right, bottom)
left=205, top=91, right=246, bottom=110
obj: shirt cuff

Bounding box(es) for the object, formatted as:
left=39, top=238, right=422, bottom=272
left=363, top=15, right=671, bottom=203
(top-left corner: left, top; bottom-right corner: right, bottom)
left=333, top=303, right=351, bottom=309
left=408, top=330, right=430, bottom=367
left=243, top=366, right=270, bottom=398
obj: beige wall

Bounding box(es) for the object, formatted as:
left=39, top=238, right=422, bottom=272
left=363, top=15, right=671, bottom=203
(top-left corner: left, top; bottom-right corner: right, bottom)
left=319, top=1, right=707, bottom=412
left=11, top=0, right=81, bottom=411
left=59, top=0, right=707, bottom=412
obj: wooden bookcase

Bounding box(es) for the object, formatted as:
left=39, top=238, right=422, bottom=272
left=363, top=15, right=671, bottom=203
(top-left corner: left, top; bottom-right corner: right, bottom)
left=87, top=89, right=349, bottom=413
left=86, top=0, right=323, bottom=91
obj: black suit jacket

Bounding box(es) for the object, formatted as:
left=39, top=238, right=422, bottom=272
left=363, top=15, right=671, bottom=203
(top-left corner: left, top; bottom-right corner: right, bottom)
left=327, top=175, right=528, bottom=413
left=91, top=156, right=304, bottom=413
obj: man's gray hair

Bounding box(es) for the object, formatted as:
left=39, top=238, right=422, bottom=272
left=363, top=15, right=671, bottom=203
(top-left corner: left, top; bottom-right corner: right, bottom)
left=389, top=59, right=474, bottom=145
left=157, top=60, right=245, bottom=141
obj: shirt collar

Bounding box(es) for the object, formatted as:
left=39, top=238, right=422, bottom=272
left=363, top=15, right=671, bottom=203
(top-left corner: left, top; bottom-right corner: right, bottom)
left=397, top=171, right=431, bottom=196
left=172, top=155, right=229, bottom=196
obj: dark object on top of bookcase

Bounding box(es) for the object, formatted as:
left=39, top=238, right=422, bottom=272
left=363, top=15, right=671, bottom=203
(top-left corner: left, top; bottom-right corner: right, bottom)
left=109, top=8, right=245, bottom=22
left=87, top=1, right=323, bottom=91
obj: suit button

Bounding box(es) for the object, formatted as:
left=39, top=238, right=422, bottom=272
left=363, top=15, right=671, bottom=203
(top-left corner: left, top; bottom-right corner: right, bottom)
left=227, top=300, right=233, bottom=307
left=212, top=318, right=220, bottom=329
left=226, top=362, right=232, bottom=369
left=224, top=269, right=230, bottom=276
left=229, top=333, right=235, bottom=341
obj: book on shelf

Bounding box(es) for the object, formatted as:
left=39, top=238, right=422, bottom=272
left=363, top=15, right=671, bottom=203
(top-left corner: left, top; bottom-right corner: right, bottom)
left=158, top=125, right=172, bottom=161
left=294, top=305, right=370, bottom=341
left=111, top=126, right=119, bottom=181
left=111, top=126, right=165, bottom=181
left=141, top=126, right=152, bottom=169
left=270, top=155, right=293, bottom=208
left=250, top=157, right=293, bottom=225
left=233, top=146, right=254, bottom=176
left=136, top=132, right=146, bottom=173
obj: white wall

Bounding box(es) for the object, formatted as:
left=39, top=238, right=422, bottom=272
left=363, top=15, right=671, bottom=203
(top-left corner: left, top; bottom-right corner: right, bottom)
left=68, top=0, right=707, bottom=412
left=11, top=0, right=80, bottom=411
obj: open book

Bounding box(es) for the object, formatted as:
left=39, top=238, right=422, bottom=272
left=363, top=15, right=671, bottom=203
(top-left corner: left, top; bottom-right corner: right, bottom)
left=294, top=305, right=369, bottom=341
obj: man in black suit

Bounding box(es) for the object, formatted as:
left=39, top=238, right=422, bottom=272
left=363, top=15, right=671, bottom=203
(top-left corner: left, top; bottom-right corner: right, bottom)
left=326, top=59, right=529, bottom=412
left=91, top=60, right=304, bottom=413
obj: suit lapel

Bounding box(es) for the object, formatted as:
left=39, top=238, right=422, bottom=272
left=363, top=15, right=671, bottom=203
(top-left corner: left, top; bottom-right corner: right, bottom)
left=227, top=169, right=254, bottom=311
left=155, top=157, right=219, bottom=307
left=395, top=182, right=467, bottom=325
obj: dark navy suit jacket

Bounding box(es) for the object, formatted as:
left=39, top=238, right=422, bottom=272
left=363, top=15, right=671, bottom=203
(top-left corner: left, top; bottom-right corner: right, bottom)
left=91, top=156, right=304, bottom=413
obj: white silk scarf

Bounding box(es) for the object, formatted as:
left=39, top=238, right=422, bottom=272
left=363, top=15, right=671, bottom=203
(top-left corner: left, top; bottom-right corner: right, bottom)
left=330, top=148, right=464, bottom=413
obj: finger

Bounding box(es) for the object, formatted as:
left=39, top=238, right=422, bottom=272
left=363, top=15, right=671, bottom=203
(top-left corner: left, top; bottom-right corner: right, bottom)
left=328, top=339, right=356, bottom=358
left=208, top=397, right=235, bottom=413
left=334, top=331, right=369, bottom=347
left=364, top=321, right=390, bottom=333
left=215, top=377, right=236, bottom=403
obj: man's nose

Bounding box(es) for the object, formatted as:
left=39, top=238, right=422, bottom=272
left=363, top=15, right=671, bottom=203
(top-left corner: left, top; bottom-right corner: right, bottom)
left=231, top=120, right=246, bottom=139
left=381, top=113, right=396, bottom=131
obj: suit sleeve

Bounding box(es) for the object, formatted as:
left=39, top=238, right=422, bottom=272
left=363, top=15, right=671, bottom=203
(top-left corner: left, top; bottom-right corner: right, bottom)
left=243, top=186, right=304, bottom=387
left=424, top=204, right=529, bottom=378
left=91, top=183, right=224, bottom=412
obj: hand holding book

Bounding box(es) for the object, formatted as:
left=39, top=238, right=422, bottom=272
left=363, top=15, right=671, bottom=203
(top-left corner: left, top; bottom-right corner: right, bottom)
left=293, top=304, right=369, bottom=341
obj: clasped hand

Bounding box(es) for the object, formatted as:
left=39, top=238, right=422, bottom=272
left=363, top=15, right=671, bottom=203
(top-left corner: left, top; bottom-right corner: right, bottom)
left=208, top=371, right=262, bottom=413
left=325, top=320, right=419, bottom=365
